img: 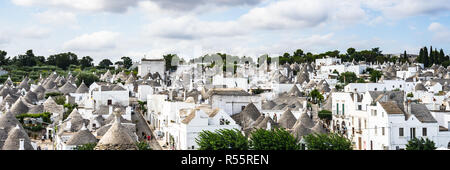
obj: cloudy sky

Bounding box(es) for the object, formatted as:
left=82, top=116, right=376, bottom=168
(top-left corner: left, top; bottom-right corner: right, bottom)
left=1, top=0, right=450, bottom=63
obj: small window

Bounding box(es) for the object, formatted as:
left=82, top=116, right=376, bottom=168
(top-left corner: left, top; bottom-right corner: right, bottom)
left=358, top=105, right=362, bottom=110
left=422, top=128, right=427, bottom=136
left=192, top=146, right=195, bottom=149
left=399, top=128, right=404, bottom=136
left=382, top=127, right=385, bottom=136
left=107, top=99, right=112, bottom=105
left=375, top=126, right=377, bottom=135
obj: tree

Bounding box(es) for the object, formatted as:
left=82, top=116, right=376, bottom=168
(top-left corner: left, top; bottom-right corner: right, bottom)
left=249, top=128, right=300, bottom=150
left=16, top=50, right=37, bottom=67
left=338, top=72, right=358, bottom=84
left=369, top=70, right=382, bottom=82
left=309, top=89, right=324, bottom=104
left=121, top=56, right=133, bottom=69
left=136, top=141, right=152, bottom=150
left=303, top=133, right=353, bottom=150
left=98, top=59, right=113, bottom=69
left=79, top=56, right=94, bottom=69
left=347, top=48, right=356, bottom=56
left=163, top=54, right=180, bottom=72
left=76, top=72, right=99, bottom=87
left=0, top=50, right=8, bottom=65
left=196, top=129, right=249, bottom=150
left=423, top=47, right=429, bottom=67
left=406, top=137, right=436, bottom=150
left=75, top=143, right=97, bottom=150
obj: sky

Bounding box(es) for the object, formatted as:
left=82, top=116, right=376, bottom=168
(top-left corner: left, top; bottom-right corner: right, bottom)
left=1, top=0, right=450, bottom=63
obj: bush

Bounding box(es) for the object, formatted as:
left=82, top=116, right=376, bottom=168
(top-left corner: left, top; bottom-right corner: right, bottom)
left=45, top=92, right=63, bottom=99
left=406, top=138, right=436, bottom=150
left=304, top=133, right=353, bottom=150
left=16, top=112, right=52, bottom=124
left=318, top=110, right=332, bottom=120
left=136, top=141, right=152, bottom=150
left=249, top=128, right=300, bottom=150
left=196, top=129, right=249, bottom=150
left=75, top=143, right=97, bottom=150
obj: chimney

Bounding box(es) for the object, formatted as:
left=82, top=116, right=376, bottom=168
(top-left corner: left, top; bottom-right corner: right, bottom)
left=109, top=105, right=113, bottom=115
left=19, top=138, right=25, bottom=150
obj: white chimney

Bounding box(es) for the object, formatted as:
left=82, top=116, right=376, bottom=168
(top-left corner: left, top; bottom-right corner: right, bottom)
left=267, top=121, right=271, bottom=130
left=109, top=105, right=113, bottom=115
left=19, top=138, right=25, bottom=150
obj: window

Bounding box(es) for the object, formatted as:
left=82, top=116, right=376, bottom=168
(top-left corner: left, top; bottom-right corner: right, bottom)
left=358, top=105, right=362, bottom=110
left=375, top=126, right=377, bottom=135
left=382, top=127, right=385, bottom=136
left=399, top=128, right=404, bottom=137
left=107, top=99, right=112, bottom=105
left=364, top=119, right=367, bottom=129
left=336, top=103, right=339, bottom=114
left=410, top=128, right=416, bottom=139
left=422, top=128, right=427, bottom=136
left=342, top=104, right=345, bottom=115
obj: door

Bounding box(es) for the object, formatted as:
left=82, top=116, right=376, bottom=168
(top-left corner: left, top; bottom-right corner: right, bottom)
left=370, top=141, right=373, bottom=150
left=358, top=137, right=362, bottom=150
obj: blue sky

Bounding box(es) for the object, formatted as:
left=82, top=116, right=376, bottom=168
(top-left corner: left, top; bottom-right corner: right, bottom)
left=1, top=0, right=450, bottom=63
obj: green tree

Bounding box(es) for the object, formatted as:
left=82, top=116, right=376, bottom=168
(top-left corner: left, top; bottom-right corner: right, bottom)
left=196, top=129, right=249, bottom=150
left=303, top=133, right=353, bottom=150
left=0, top=50, right=8, bottom=65
left=406, top=138, right=436, bottom=150
left=136, top=141, right=152, bottom=150
left=163, top=54, right=180, bottom=72
left=338, top=72, right=358, bottom=84
left=369, top=70, right=382, bottom=82
left=423, top=47, right=429, bottom=67
left=309, top=89, right=324, bottom=104
left=98, top=59, right=113, bottom=69
left=76, top=72, right=99, bottom=87
left=75, top=143, right=97, bottom=150
left=249, top=128, right=300, bottom=150
left=79, top=56, right=94, bottom=69
left=121, top=56, right=133, bottom=69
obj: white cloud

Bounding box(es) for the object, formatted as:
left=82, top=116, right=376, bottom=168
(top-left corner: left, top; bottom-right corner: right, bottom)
left=34, top=11, right=77, bottom=26
left=63, top=31, right=120, bottom=51
left=363, top=0, right=450, bottom=18
left=12, top=0, right=141, bottom=13
left=428, top=22, right=450, bottom=43
left=20, top=26, right=51, bottom=39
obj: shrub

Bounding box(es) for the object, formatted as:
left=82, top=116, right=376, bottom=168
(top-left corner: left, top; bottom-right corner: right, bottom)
left=196, top=129, right=249, bottom=150
left=249, top=128, right=300, bottom=150
left=318, top=110, right=332, bottom=120
left=304, top=133, right=353, bottom=150
left=406, top=138, right=436, bottom=150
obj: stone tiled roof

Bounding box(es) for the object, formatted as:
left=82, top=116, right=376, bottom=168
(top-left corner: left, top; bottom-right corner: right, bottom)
left=2, top=125, right=34, bottom=150
left=66, top=125, right=98, bottom=146
left=59, top=81, right=77, bottom=94
left=410, top=103, right=437, bottom=123
left=75, top=82, right=89, bottom=93
left=278, top=109, right=297, bottom=129
left=379, top=102, right=405, bottom=115
left=95, top=109, right=137, bottom=150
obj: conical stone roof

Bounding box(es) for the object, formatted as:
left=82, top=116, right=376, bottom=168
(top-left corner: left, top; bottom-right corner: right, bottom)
left=59, top=81, right=77, bottom=94
left=2, top=125, right=34, bottom=150
left=95, top=109, right=137, bottom=150
left=10, top=97, right=29, bottom=116
left=66, top=124, right=98, bottom=146
left=278, top=109, right=297, bottom=129
left=75, top=82, right=89, bottom=94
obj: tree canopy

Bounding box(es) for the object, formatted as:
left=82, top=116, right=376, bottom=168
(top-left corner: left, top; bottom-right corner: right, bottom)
left=406, top=137, right=436, bottom=150
left=303, top=133, right=353, bottom=150
left=196, top=129, right=249, bottom=150
left=249, top=128, right=301, bottom=150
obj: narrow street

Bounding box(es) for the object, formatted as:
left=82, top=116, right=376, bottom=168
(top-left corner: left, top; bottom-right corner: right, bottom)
left=131, top=110, right=162, bottom=150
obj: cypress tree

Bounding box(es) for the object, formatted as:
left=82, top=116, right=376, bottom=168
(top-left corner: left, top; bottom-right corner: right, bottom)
left=418, top=48, right=423, bottom=63
left=439, top=49, right=445, bottom=64
left=424, top=47, right=429, bottom=67
left=403, top=50, right=408, bottom=63
left=430, top=46, right=434, bottom=66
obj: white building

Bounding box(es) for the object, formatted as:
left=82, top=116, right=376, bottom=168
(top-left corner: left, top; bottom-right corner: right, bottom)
left=138, top=58, right=166, bottom=79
